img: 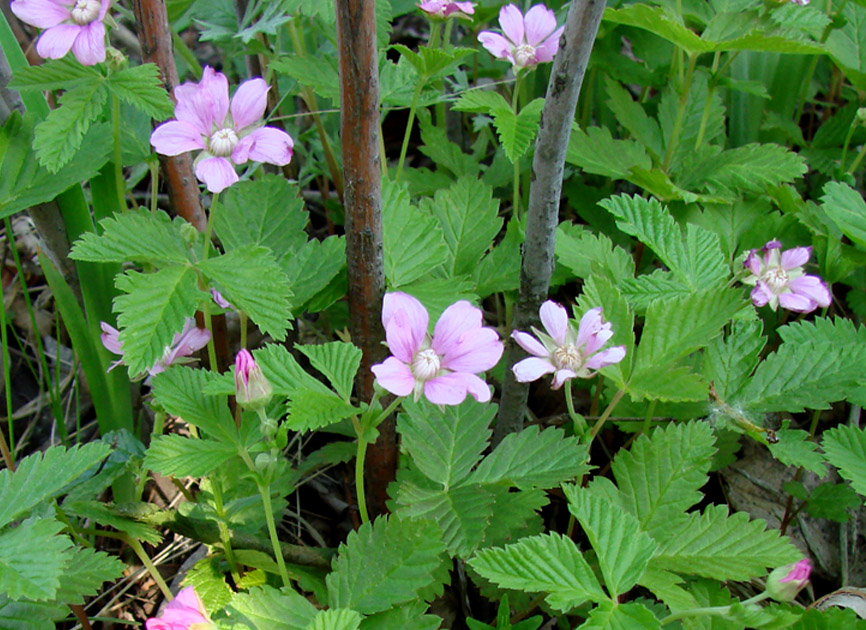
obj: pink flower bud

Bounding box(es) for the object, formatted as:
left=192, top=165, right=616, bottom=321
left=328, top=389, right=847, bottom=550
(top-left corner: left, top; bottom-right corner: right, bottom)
left=234, top=349, right=273, bottom=409
left=766, top=558, right=811, bottom=602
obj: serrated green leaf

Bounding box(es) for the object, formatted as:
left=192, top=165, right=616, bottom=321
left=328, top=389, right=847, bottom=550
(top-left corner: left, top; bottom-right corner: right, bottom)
left=70, top=208, right=192, bottom=265
left=827, top=2, right=866, bottom=90
left=309, top=608, right=363, bottom=630
left=482, top=486, right=547, bottom=549
left=469, top=427, right=590, bottom=490
left=620, top=271, right=690, bottom=313
left=555, top=223, right=635, bottom=283
left=821, top=181, right=866, bottom=248
left=603, top=5, right=712, bottom=55
left=703, top=320, right=765, bottom=401
left=34, top=79, right=108, bottom=172
left=225, top=585, right=319, bottom=630
left=576, top=601, right=662, bottom=630
left=326, top=515, right=448, bottom=614
left=145, top=434, right=238, bottom=477
left=651, top=504, right=800, bottom=580
left=806, top=482, right=862, bottom=522
left=566, top=125, right=651, bottom=178
left=564, top=486, right=657, bottom=598
left=285, top=389, right=360, bottom=432
left=151, top=367, right=237, bottom=444
left=0, top=518, right=72, bottom=600
left=183, top=555, right=233, bottom=612
left=399, top=276, right=478, bottom=323
left=626, top=365, right=708, bottom=403
left=768, top=424, right=826, bottom=476
left=284, top=236, right=346, bottom=313
left=9, top=57, right=102, bottom=91
left=469, top=533, right=608, bottom=611
left=392, top=44, right=474, bottom=78
left=418, top=110, right=481, bottom=178
left=686, top=143, right=806, bottom=195
left=611, top=422, right=716, bottom=540
left=0, top=443, right=110, bottom=528
left=108, top=63, right=174, bottom=120
left=62, top=500, right=163, bottom=545
left=792, top=608, right=866, bottom=630
left=204, top=344, right=331, bottom=397
left=53, top=546, right=124, bottom=605
left=382, top=179, right=448, bottom=287
left=295, top=342, right=362, bottom=402
left=398, top=398, right=494, bottom=488
left=474, top=216, right=523, bottom=297
left=0, top=595, right=64, bottom=630
left=452, top=89, right=510, bottom=114
left=822, top=425, right=866, bottom=497
left=271, top=54, right=340, bottom=101
left=604, top=76, right=664, bottom=161
left=114, top=266, right=208, bottom=376
left=360, top=601, right=443, bottom=630
left=491, top=98, right=544, bottom=163
left=197, top=246, right=292, bottom=340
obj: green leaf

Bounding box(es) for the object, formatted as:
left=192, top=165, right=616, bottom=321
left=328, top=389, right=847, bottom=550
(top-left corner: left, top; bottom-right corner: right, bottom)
left=284, top=389, right=360, bottom=432
left=822, top=425, right=866, bottom=497
left=70, top=208, right=192, bottom=265
left=360, top=601, right=443, bottom=630
left=326, top=515, right=448, bottom=614
left=555, top=223, right=635, bottom=283
left=0, top=596, right=64, bottom=630
left=270, top=55, right=340, bottom=100
left=391, top=44, right=474, bottom=78
left=469, top=426, right=590, bottom=490
left=0, top=518, right=72, bottom=600
left=491, top=98, right=545, bottom=163
left=309, top=609, right=364, bottom=630
left=284, top=236, right=346, bottom=313
left=563, top=486, right=657, bottom=598
left=151, top=368, right=237, bottom=444
left=53, top=546, right=124, bottom=605
left=604, top=76, right=664, bottom=161
left=702, top=320, right=765, bottom=401
left=821, top=181, right=866, bottom=248
left=602, top=5, right=713, bottom=56
left=678, top=144, right=806, bottom=195
left=767, top=424, right=826, bottom=476
left=576, top=601, right=662, bottom=630
left=469, top=533, right=608, bottom=611
left=611, top=422, right=716, bottom=540
left=474, top=217, right=523, bottom=297
left=418, top=110, right=481, bottom=178
left=225, top=585, right=319, bottom=630
left=183, top=555, right=233, bottom=612
left=452, top=89, right=510, bottom=114
left=626, top=366, right=708, bottom=403
left=9, top=57, right=102, bottom=91
left=827, top=2, right=866, bottom=90
left=651, top=504, right=800, bottom=580
left=113, top=266, right=207, bottom=376
left=295, top=342, right=362, bottom=402
left=145, top=434, right=238, bottom=477
left=62, top=500, right=163, bottom=545
left=398, top=398, right=494, bottom=488
left=420, top=177, right=502, bottom=277
left=382, top=179, right=448, bottom=287
left=566, top=125, right=651, bottom=178
left=33, top=78, right=108, bottom=172
left=108, top=63, right=174, bottom=120
left=791, top=608, right=866, bottom=630
left=197, top=246, right=292, bottom=341
left=806, top=482, right=862, bottom=522
left=0, top=443, right=111, bottom=528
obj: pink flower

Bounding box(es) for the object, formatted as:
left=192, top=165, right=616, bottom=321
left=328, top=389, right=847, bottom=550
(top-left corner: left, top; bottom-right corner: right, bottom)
left=743, top=240, right=831, bottom=313
left=418, top=0, right=475, bottom=18
left=478, top=3, right=563, bottom=71
left=511, top=302, right=625, bottom=389
left=100, top=318, right=210, bottom=378
left=146, top=586, right=215, bottom=630
left=211, top=288, right=231, bottom=309
left=150, top=67, right=294, bottom=193
left=10, top=0, right=111, bottom=66
left=371, top=292, right=504, bottom=405
left=234, top=349, right=272, bottom=409
left=766, top=558, right=811, bottom=602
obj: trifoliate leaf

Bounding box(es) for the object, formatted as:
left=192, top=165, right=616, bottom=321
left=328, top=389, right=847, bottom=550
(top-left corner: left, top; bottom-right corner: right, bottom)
left=491, top=98, right=545, bottom=164
left=145, top=434, right=238, bottom=478
left=284, top=389, right=360, bottom=432
left=196, top=245, right=292, bottom=341
left=452, top=89, right=510, bottom=114
left=108, top=63, right=174, bottom=120
left=469, top=533, right=608, bottom=611
left=576, top=601, right=662, bottom=630
left=296, top=342, right=362, bottom=403
left=0, top=518, right=72, bottom=600
left=52, top=546, right=124, bottom=605
left=768, top=424, right=826, bottom=476
left=326, top=515, right=449, bottom=614
left=224, top=585, right=318, bottom=630
left=611, top=422, right=716, bottom=540
left=822, top=425, right=866, bottom=498
left=678, top=143, right=807, bottom=195
left=151, top=368, right=237, bottom=445
left=113, top=266, right=208, bottom=377
left=70, top=208, right=193, bottom=265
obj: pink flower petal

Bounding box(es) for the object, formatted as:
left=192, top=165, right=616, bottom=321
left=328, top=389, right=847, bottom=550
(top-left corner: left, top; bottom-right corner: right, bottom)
left=539, top=300, right=568, bottom=346
left=231, top=78, right=269, bottom=131
left=232, top=127, right=293, bottom=166
left=582, top=320, right=613, bottom=356
left=750, top=282, right=774, bottom=308
left=499, top=3, right=525, bottom=45
left=36, top=24, right=80, bottom=60
left=551, top=368, right=576, bottom=389
left=383, top=292, right=428, bottom=364
left=371, top=357, right=416, bottom=397
left=744, top=249, right=762, bottom=276
left=146, top=586, right=211, bottom=629
left=164, top=321, right=211, bottom=366
left=175, top=67, right=228, bottom=136
left=424, top=372, right=491, bottom=404
left=478, top=31, right=512, bottom=60
left=789, top=275, right=831, bottom=308
left=511, top=330, right=548, bottom=357
left=100, top=322, right=123, bottom=355
left=150, top=121, right=205, bottom=155
left=523, top=4, right=557, bottom=47
left=576, top=307, right=603, bottom=349
left=585, top=345, right=626, bottom=370
left=195, top=156, right=238, bottom=193
left=432, top=300, right=482, bottom=356
left=440, top=327, right=503, bottom=373
left=512, top=356, right=556, bottom=382
left=533, top=25, right=563, bottom=63
left=780, top=246, right=811, bottom=270
left=97, top=0, right=110, bottom=20
left=200, top=66, right=230, bottom=130
left=778, top=292, right=814, bottom=313
left=10, top=0, right=70, bottom=29
left=71, top=19, right=105, bottom=65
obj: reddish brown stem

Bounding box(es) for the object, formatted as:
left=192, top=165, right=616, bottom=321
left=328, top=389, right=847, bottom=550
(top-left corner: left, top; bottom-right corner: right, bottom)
left=336, top=0, right=391, bottom=516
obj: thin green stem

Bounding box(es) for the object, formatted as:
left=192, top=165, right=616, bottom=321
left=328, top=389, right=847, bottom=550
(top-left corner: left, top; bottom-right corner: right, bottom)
left=846, top=140, right=866, bottom=174
left=350, top=413, right=371, bottom=523
left=428, top=20, right=442, bottom=49
left=202, top=193, right=219, bottom=373
left=149, top=161, right=159, bottom=214
left=661, top=592, right=771, bottom=625
left=663, top=54, right=697, bottom=171
left=395, top=81, right=426, bottom=181
left=587, top=388, right=626, bottom=444
left=369, top=395, right=402, bottom=430
left=211, top=478, right=241, bottom=582
left=0, top=262, right=13, bottom=458
left=135, top=410, right=166, bottom=499
left=257, top=481, right=291, bottom=587
left=641, top=399, right=658, bottom=436
left=126, top=536, right=172, bottom=600
left=564, top=380, right=587, bottom=436
left=512, top=75, right=523, bottom=217
left=111, top=94, right=127, bottom=212
left=794, top=0, right=843, bottom=125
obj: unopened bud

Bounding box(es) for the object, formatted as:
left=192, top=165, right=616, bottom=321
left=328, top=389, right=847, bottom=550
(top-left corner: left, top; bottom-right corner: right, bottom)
left=180, top=222, right=200, bottom=246
left=105, top=47, right=127, bottom=72
left=260, top=416, right=278, bottom=439
left=857, top=107, right=866, bottom=123
left=767, top=558, right=811, bottom=602
left=234, top=349, right=273, bottom=410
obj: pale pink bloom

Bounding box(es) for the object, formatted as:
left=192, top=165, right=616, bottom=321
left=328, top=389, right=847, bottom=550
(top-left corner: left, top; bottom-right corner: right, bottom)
left=150, top=67, right=294, bottom=193
left=790, top=0, right=810, bottom=5
left=743, top=240, right=831, bottom=313
left=478, top=3, right=563, bottom=71
left=146, top=586, right=215, bottom=630
left=234, top=349, right=272, bottom=409
left=100, top=318, right=210, bottom=378
left=418, top=0, right=475, bottom=18
left=211, top=288, right=231, bottom=309
left=10, top=0, right=111, bottom=66
left=512, top=302, right=625, bottom=389
left=767, top=558, right=811, bottom=602
left=371, top=292, right=503, bottom=405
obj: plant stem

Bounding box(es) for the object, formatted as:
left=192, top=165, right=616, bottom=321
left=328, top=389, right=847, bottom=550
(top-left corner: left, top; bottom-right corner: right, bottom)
left=846, top=140, right=866, bottom=174
left=587, top=388, right=626, bottom=444
left=257, top=481, right=291, bottom=587
left=395, top=81, right=426, bottom=181
left=663, top=53, right=697, bottom=171
left=0, top=267, right=13, bottom=461
left=351, top=414, right=371, bottom=524
left=564, top=380, right=587, bottom=436
left=111, top=93, right=128, bottom=212
left=149, top=161, right=160, bottom=214
left=661, top=592, right=771, bottom=625
left=202, top=193, right=219, bottom=373
left=126, top=536, right=172, bottom=600
left=211, top=477, right=241, bottom=582
left=641, top=399, right=658, bottom=435
left=512, top=75, right=523, bottom=217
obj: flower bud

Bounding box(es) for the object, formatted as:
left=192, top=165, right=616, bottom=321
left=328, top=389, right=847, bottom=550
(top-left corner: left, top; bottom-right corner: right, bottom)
left=857, top=107, right=866, bottom=123
left=767, top=558, right=811, bottom=602
left=260, top=416, right=278, bottom=439
left=234, top=349, right=273, bottom=410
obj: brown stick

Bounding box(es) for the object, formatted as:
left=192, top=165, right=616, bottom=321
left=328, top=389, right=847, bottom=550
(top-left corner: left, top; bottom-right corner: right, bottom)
left=335, top=0, right=391, bottom=516
left=494, top=0, right=607, bottom=445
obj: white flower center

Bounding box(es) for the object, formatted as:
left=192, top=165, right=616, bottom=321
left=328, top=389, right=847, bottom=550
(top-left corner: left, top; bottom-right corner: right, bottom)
left=411, top=349, right=441, bottom=382
left=763, top=267, right=789, bottom=293
left=553, top=344, right=583, bottom=372
left=70, top=0, right=101, bottom=25
left=209, top=128, right=238, bottom=157
left=514, top=44, right=536, bottom=68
